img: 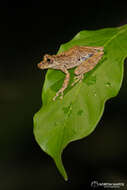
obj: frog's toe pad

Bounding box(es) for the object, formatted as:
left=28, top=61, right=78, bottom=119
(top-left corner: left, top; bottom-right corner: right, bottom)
left=53, top=90, right=64, bottom=101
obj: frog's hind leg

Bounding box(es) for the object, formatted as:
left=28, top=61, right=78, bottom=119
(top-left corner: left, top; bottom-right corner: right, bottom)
left=72, top=51, right=103, bottom=86
left=53, top=67, right=70, bottom=101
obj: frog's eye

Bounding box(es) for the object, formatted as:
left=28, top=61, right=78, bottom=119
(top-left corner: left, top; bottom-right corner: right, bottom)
left=47, top=58, right=51, bottom=62
left=47, top=57, right=53, bottom=64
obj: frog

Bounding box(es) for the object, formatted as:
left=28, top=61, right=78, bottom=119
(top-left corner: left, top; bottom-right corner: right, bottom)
left=37, top=46, right=104, bottom=100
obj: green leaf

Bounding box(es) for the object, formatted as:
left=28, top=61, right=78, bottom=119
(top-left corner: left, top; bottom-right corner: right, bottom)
left=33, top=25, right=127, bottom=180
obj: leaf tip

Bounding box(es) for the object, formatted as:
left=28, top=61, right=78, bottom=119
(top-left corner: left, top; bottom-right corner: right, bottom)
left=54, top=155, right=68, bottom=181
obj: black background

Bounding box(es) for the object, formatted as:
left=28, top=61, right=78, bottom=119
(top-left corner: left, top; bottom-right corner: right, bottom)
left=0, top=1, right=127, bottom=190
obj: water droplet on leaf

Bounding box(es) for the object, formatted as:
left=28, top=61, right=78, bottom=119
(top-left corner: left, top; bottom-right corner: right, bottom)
left=62, top=102, right=72, bottom=116
left=106, top=82, right=111, bottom=87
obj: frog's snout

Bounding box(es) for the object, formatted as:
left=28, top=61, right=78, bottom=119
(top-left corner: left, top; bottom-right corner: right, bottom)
left=37, top=61, right=43, bottom=69
left=38, top=61, right=51, bottom=69
left=37, top=61, right=48, bottom=69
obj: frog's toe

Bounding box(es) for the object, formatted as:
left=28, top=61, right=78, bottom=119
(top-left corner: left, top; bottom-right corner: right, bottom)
left=53, top=90, right=64, bottom=101
left=53, top=92, right=59, bottom=101
left=71, top=74, right=84, bottom=86
left=60, top=95, right=63, bottom=100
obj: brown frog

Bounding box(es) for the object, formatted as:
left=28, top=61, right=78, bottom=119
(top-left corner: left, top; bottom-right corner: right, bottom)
left=38, top=46, right=104, bottom=100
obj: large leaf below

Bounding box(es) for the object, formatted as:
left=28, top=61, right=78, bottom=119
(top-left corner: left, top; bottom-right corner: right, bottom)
left=34, top=25, right=127, bottom=180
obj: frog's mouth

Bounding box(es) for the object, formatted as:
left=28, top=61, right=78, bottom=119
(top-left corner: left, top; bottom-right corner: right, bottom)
left=37, top=61, right=49, bottom=69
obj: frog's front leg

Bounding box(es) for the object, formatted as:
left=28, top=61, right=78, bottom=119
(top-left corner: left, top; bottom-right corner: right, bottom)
left=53, top=66, right=70, bottom=101
left=72, top=51, right=104, bottom=86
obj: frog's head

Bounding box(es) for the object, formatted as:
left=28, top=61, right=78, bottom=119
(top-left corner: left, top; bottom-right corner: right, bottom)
left=37, top=54, right=55, bottom=69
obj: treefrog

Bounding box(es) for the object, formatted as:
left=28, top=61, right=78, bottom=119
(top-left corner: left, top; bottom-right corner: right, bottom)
left=38, top=46, right=104, bottom=100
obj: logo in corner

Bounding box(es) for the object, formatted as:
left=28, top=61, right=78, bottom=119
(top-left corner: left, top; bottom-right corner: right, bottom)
left=91, top=181, right=99, bottom=188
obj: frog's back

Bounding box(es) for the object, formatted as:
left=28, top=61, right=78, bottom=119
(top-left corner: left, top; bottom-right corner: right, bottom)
left=55, top=46, right=94, bottom=69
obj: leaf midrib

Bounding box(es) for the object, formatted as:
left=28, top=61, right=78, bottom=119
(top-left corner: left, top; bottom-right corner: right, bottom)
left=104, top=25, right=127, bottom=47
left=58, top=83, right=82, bottom=154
